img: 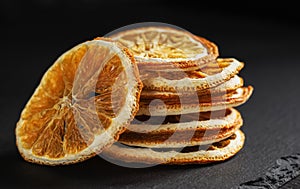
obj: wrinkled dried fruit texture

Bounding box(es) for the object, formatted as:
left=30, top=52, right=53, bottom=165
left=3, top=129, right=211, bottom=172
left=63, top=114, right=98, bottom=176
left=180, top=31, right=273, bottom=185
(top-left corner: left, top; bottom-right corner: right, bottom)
left=180, top=134, right=236, bottom=153
left=140, top=58, right=231, bottom=80
left=19, top=44, right=127, bottom=158
left=149, top=133, right=236, bottom=153
left=133, top=109, right=230, bottom=125
left=117, top=30, right=205, bottom=59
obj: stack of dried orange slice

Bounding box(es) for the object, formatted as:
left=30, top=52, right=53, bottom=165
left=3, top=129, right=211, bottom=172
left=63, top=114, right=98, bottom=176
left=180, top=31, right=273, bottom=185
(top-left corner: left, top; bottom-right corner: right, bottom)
left=15, top=26, right=253, bottom=166
left=103, top=27, right=253, bottom=165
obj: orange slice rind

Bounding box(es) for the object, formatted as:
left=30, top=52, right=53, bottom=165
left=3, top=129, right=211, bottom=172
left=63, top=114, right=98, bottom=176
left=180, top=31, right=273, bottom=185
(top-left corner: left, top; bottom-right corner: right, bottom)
left=119, top=108, right=242, bottom=148
left=137, top=86, right=254, bottom=116
left=141, top=58, right=244, bottom=92
left=103, top=130, right=245, bottom=165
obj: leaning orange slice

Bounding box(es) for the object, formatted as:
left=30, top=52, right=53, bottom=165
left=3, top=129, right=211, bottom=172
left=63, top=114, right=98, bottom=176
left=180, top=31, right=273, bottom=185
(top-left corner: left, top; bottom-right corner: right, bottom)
left=15, top=38, right=142, bottom=165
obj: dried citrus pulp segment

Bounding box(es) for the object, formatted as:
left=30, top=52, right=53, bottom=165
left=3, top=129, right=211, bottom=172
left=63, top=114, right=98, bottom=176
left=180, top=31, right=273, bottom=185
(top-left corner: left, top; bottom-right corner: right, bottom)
left=103, top=130, right=245, bottom=165
left=15, top=38, right=142, bottom=165
left=119, top=108, right=243, bottom=148
left=109, top=26, right=219, bottom=71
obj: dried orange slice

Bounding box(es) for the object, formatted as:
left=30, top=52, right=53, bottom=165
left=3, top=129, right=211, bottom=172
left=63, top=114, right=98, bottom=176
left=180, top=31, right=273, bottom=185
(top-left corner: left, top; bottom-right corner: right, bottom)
left=119, top=108, right=243, bottom=148
left=141, top=58, right=244, bottom=92
left=15, top=38, right=142, bottom=165
left=109, top=26, right=219, bottom=71
left=103, top=130, right=245, bottom=165
left=140, top=75, right=244, bottom=100
left=137, top=86, right=254, bottom=116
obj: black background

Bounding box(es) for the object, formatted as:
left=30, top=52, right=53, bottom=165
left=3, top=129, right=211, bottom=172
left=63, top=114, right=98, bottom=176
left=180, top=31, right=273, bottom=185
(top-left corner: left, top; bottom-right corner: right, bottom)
left=1, top=0, right=300, bottom=188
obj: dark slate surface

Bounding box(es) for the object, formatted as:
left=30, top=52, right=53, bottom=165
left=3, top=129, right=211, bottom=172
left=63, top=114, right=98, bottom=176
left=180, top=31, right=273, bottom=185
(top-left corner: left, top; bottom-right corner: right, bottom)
left=235, top=154, right=300, bottom=189
left=1, top=1, right=300, bottom=188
